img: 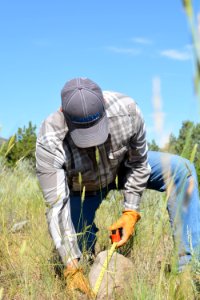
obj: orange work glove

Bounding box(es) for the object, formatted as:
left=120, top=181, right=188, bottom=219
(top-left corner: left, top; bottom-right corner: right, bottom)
left=64, top=266, right=94, bottom=299
left=109, top=210, right=141, bottom=247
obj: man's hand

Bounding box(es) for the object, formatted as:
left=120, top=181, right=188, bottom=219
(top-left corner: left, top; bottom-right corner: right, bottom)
left=109, top=210, right=141, bottom=247
left=64, top=261, right=94, bottom=299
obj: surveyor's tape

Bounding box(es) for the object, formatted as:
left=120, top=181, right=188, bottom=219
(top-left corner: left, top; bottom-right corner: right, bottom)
left=93, top=242, right=118, bottom=297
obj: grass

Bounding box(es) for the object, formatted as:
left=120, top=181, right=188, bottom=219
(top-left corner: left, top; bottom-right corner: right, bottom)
left=0, top=159, right=66, bottom=299
left=0, top=2, right=199, bottom=298
left=0, top=159, right=199, bottom=299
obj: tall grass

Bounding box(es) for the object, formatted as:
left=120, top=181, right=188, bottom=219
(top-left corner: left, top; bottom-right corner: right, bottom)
left=0, top=160, right=67, bottom=299
left=182, top=0, right=200, bottom=101
left=96, top=189, right=198, bottom=299
left=1, top=2, right=199, bottom=298
left=0, top=160, right=198, bottom=299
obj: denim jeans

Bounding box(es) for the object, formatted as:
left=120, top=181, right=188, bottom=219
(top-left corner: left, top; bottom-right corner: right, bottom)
left=70, top=151, right=200, bottom=270
left=70, top=186, right=110, bottom=253
left=147, top=151, right=200, bottom=271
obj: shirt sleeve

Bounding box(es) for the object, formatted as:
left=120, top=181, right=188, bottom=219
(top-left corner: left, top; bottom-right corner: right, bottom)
left=36, top=122, right=81, bottom=265
left=123, top=104, right=151, bottom=211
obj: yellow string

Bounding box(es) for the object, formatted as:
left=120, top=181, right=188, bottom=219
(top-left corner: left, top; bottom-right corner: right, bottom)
left=93, top=242, right=118, bottom=298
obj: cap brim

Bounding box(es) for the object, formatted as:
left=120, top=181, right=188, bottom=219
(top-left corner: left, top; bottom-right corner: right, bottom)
left=70, top=114, right=109, bottom=148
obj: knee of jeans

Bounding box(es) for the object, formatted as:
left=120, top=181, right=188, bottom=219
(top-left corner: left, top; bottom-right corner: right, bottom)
left=171, top=158, right=199, bottom=199
left=187, top=176, right=195, bottom=196
left=171, top=155, right=194, bottom=182
left=180, top=158, right=198, bottom=185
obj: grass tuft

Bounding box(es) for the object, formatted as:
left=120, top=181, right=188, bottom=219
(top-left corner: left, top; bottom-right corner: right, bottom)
left=0, top=161, right=199, bottom=299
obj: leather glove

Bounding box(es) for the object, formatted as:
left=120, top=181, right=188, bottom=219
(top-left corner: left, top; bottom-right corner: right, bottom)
left=64, top=266, right=94, bottom=299
left=109, top=210, right=141, bottom=247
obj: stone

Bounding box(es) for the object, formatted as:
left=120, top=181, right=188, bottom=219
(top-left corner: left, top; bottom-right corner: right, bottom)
left=89, top=250, right=134, bottom=300
left=11, top=220, right=29, bottom=233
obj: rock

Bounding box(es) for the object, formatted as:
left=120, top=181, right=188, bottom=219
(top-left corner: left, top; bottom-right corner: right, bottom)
left=11, top=220, right=29, bottom=233
left=89, top=250, right=134, bottom=300
left=75, top=291, right=89, bottom=300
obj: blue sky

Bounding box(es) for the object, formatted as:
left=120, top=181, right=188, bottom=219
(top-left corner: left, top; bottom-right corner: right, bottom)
left=0, top=0, right=199, bottom=146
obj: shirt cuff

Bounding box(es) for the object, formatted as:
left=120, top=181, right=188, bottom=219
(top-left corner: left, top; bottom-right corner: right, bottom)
left=57, top=241, right=82, bottom=266
left=123, top=191, right=141, bottom=211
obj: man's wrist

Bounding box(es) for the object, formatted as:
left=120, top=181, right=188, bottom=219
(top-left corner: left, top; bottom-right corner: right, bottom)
left=123, top=191, right=141, bottom=211
left=67, top=258, right=79, bottom=269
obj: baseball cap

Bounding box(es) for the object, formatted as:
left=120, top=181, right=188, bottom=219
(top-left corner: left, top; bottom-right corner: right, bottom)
left=61, top=77, right=109, bottom=148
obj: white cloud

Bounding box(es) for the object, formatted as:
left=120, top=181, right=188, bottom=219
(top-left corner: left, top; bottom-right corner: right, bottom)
left=106, top=46, right=140, bottom=55
left=160, top=49, right=191, bottom=61
left=131, top=37, right=153, bottom=45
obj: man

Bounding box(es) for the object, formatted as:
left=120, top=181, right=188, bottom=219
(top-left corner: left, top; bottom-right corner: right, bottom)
left=36, top=77, right=200, bottom=296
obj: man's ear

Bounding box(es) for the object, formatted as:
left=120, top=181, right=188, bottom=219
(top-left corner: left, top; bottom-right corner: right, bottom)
left=60, top=107, right=63, bottom=112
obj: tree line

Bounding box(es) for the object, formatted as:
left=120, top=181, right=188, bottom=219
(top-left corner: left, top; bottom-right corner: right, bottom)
left=148, top=121, right=200, bottom=188
left=0, top=120, right=199, bottom=187
left=0, top=122, right=36, bottom=167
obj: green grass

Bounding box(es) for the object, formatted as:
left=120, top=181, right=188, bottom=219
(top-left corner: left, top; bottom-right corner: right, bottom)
left=0, top=160, right=66, bottom=299
left=0, top=160, right=199, bottom=299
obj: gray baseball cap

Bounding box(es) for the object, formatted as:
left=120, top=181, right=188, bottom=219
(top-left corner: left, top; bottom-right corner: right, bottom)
left=61, top=78, right=109, bottom=148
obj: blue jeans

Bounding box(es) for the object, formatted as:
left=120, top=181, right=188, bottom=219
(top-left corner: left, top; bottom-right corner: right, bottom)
left=70, top=151, right=200, bottom=270
left=147, top=151, right=200, bottom=271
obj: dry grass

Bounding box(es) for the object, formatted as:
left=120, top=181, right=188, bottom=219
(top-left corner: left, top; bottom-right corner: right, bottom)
left=0, top=160, right=199, bottom=299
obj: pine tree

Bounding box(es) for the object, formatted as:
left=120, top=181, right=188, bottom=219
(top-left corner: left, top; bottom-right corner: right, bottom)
left=148, top=139, right=160, bottom=151
left=4, top=122, right=37, bottom=167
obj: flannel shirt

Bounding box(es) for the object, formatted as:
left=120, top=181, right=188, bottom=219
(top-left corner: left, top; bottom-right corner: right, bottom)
left=36, top=91, right=151, bottom=264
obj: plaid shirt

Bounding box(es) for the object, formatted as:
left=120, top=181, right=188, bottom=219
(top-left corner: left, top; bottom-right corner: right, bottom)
left=36, top=91, right=151, bottom=263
